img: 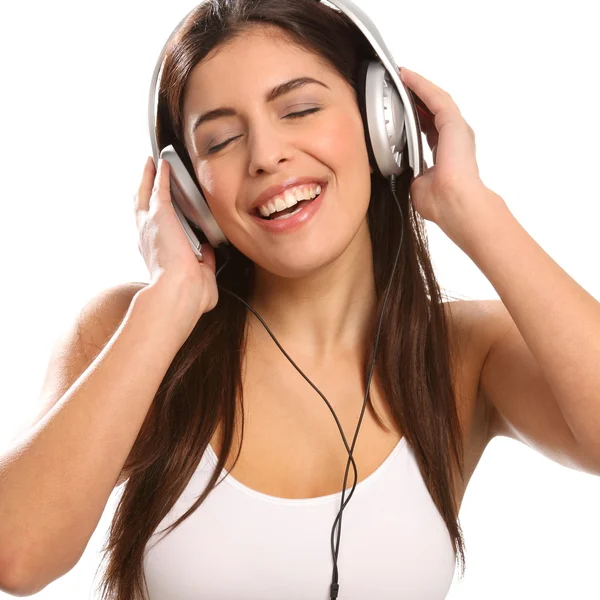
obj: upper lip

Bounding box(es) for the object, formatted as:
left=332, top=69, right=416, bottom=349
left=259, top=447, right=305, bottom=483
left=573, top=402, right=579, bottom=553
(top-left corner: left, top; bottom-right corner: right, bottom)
left=250, top=177, right=327, bottom=213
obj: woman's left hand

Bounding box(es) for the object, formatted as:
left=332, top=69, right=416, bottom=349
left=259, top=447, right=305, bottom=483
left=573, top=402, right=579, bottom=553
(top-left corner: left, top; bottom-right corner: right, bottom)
left=399, top=67, right=495, bottom=237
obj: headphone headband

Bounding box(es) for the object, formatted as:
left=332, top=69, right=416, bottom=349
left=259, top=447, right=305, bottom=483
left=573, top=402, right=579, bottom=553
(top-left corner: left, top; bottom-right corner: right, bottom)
left=148, top=0, right=424, bottom=178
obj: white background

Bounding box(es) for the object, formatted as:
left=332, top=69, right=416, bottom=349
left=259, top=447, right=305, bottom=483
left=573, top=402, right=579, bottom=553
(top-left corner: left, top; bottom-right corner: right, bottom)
left=1, top=0, right=599, bottom=598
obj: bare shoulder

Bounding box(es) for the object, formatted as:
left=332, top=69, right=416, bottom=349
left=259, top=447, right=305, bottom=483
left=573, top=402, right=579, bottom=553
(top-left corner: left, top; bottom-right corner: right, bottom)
left=444, top=298, right=514, bottom=377
left=441, top=298, right=495, bottom=377
left=442, top=297, right=511, bottom=365
left=441, top=298, right=504, bottom=446
left=73, top=281, right=149, bottom=356
left=15, top=281, right=149, bottom=441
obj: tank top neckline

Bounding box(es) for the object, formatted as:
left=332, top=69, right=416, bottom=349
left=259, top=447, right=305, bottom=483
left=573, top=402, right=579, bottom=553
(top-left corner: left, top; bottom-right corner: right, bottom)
left=204, top=436, right=408, bottom=506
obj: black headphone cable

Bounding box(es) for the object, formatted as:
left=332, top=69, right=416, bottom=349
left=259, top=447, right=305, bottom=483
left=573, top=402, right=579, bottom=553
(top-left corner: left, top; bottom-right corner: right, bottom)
left=215, top=172, right=405, bottom=599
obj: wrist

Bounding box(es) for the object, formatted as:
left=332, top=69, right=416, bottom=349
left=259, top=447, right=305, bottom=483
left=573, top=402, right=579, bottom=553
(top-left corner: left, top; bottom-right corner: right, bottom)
left=132, top=273, right=206, bottom=341
left=439, top=186, right=510, bottom=254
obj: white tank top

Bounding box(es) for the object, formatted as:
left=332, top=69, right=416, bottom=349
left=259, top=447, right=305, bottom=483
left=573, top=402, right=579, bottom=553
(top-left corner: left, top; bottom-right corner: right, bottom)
left=143, top=437, right=457, bottom=599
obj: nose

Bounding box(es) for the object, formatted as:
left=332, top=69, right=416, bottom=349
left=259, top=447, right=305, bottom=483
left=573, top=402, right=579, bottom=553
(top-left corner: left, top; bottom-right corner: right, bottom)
left=247, top=118, right=293, bottom=176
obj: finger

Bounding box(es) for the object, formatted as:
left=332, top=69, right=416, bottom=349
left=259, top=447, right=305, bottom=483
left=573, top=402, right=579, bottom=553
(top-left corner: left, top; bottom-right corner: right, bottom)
left=152, top=158, right=170, bottom=193
left=400, top=68, right=456, bottom=117
left=408, top=91, right=439, bottom=156
left=149, top=158, right=171, bottom=211
left=424, top=126, right=439, bottom=154
left=135, top=156, right=156, bottom=214
left=199, top=243, right=216, bottom=270
left=413, top=93, right=437, bottom=138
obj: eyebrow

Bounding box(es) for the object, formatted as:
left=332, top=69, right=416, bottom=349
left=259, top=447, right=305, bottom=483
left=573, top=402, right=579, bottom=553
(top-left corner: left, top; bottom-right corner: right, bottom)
left=191, top=76, right=330, bottom=134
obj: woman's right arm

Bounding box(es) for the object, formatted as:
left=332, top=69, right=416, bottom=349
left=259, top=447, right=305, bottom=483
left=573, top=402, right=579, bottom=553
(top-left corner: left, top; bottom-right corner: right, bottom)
left=0, top=274, right=203, bottom=595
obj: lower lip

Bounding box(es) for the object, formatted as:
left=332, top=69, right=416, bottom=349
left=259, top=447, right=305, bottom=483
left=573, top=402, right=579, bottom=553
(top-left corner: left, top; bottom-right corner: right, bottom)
left=251, top=184, right=327, bottom=233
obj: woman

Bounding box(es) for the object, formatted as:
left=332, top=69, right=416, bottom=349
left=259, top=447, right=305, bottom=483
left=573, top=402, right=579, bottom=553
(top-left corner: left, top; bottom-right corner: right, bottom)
left=1, top=0, right=598, bottom=598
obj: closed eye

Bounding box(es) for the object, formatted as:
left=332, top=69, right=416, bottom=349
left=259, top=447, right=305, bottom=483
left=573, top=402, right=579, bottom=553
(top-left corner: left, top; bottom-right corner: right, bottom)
left=206, top=107, right=322, bottom=155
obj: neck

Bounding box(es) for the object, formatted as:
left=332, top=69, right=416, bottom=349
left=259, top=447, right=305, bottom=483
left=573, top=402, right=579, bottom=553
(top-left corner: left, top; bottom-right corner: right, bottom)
left=246, top=220, right=377, bottom=364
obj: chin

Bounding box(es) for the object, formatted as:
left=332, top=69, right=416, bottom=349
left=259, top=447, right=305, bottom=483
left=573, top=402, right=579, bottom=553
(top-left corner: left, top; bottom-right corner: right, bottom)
left=232, top=211, right=368, bottom=277
left=256, top=243, right=350, bottom=279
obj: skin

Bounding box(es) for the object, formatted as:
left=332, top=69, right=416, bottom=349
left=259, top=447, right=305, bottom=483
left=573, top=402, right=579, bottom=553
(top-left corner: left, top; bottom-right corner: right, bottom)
left=182, top=25, right=379, bottom=365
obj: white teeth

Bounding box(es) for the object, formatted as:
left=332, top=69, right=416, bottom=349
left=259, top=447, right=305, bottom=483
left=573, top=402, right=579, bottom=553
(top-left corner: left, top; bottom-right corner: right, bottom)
left=293, top=188, right=305, bottom=203
left=271, top=205, right=305, bottom=220
left=275, top=196, right=287, bottom=212
left=258, top=184, right=323, bottom=218
left=285, top=190, right=299, bottom=207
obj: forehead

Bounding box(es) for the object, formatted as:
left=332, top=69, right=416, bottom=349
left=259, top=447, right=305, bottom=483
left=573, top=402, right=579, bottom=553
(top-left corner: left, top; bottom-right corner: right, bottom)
left=183, top=25, right=334, bottom=110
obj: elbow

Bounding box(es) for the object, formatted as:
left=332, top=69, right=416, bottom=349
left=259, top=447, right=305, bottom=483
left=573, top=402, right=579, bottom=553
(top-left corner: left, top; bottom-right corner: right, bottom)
left=0, top=554, right=42, bottom=596
left=0, top=545, right=66, bottom=597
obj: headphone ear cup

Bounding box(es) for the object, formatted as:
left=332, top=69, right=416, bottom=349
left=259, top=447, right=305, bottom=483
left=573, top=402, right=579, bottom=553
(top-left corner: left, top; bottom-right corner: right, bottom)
left=357, top=59, right=380, bottom=176
left=159, top=146, right=228, bottom=249
left=358, top=60, right=407, bottom=178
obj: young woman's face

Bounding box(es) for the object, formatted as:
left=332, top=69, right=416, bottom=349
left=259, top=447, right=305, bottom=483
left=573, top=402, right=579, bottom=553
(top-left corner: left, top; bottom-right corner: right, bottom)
left=183, top=25, right=373, bottom=277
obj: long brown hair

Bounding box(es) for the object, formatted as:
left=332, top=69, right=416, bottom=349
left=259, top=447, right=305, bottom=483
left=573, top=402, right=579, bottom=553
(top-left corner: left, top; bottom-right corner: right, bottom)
left=96, top=0, right=467, bottom=597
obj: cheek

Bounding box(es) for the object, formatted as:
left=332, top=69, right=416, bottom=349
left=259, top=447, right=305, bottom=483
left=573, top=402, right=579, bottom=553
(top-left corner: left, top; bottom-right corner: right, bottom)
left=196, top=162, right=217, bottom=197
left=195, top=163, right=236, bottom=218
left=311, top=112, right=370, bottom=172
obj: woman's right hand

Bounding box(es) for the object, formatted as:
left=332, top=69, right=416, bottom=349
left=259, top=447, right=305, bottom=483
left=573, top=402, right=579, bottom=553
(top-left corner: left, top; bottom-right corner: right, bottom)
left=134, top=157, right=220, bottom=318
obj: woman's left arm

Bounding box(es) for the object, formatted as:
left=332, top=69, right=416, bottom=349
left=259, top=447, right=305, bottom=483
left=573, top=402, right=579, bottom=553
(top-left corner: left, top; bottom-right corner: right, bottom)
left=400, top=67, right=600, bottom=475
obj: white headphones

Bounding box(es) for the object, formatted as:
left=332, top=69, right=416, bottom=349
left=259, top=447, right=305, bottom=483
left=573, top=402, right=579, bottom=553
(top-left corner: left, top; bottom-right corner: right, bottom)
left=147, top=0, right=425, bottom=260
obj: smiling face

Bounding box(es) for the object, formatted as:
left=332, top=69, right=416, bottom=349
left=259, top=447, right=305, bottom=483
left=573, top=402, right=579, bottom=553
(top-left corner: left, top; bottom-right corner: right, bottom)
left=182, top=24, right=373, bottom=278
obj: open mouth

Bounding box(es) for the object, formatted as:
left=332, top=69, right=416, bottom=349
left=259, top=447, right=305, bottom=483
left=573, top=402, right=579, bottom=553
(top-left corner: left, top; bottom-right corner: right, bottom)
left=256, top=194, right=322, bottom=220
left=260, top=198, right=316, bottom=220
